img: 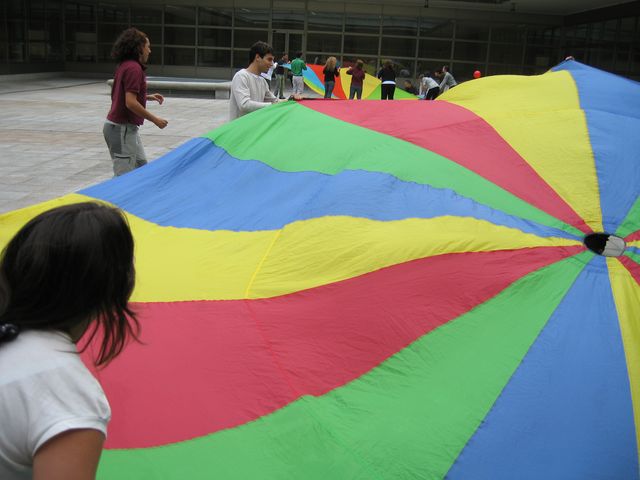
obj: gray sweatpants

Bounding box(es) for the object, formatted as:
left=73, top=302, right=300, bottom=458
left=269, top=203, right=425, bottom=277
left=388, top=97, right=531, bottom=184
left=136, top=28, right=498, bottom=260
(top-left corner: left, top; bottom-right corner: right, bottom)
left=103, top=122, right=147, bottom=177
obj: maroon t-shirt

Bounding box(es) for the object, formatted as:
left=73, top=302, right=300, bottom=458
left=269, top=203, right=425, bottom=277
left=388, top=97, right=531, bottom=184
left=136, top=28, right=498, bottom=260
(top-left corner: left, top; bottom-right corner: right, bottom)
left=107, top=60, right=147, bottom=125
left=347, top=67, right=365, bottom=87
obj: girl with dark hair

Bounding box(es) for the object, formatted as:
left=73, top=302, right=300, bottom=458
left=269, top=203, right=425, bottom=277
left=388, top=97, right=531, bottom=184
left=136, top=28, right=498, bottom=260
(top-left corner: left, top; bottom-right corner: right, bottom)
left=377, top=60, right=397, bottom=100
left=110, top=27, right=148, bottom=63
left=0, top=202, right=140, bottom=479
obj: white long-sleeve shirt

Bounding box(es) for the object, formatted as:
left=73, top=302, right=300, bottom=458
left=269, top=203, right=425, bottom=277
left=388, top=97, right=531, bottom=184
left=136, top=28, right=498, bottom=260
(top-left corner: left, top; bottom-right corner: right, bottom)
left=229, top=69, right=277, bottom=120
left=421, top=76, right=439, bottom=94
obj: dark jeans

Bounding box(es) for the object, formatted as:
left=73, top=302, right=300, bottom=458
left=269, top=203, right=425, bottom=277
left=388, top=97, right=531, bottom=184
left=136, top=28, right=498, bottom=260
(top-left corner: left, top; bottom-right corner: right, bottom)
left=381, top=84, right=395, bottom=100
left=349, top=85, right=362, bottom=99
left=324, top=81, right=335, bottom=99
left=426, top=87, right=439, bottom=100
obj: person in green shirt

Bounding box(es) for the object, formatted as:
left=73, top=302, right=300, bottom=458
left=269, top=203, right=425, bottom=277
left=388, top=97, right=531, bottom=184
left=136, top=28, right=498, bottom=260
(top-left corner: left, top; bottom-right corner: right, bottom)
left=290, top=51, right=307, bottom=95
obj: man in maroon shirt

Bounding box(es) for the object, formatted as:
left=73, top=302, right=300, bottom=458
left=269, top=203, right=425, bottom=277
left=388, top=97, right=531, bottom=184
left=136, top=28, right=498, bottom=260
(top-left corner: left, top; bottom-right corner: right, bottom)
left=103, top=28, right=168, bottom=176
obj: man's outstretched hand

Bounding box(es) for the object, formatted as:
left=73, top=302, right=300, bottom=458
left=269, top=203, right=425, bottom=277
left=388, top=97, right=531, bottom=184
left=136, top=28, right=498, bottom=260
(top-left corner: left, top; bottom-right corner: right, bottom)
left=147, top=93, right=165, bottom=105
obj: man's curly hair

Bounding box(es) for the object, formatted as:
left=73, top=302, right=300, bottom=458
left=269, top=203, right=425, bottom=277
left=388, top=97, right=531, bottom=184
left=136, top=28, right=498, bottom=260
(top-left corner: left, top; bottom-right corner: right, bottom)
left=111, top=27, right=148, bottom=63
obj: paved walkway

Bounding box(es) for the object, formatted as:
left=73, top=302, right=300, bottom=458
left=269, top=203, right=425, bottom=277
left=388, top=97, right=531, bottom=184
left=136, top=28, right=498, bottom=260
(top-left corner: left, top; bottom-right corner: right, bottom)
left=0, top=77, right=233, bottom=214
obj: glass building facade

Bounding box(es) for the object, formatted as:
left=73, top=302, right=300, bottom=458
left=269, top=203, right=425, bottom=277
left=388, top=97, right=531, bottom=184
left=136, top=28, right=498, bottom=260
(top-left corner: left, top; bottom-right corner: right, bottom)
left=1, top=0, right=639, bottom=81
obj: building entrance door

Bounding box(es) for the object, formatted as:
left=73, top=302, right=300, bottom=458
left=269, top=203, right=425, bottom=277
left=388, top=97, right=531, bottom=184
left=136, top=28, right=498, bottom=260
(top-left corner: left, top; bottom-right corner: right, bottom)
left=272, top=31, right=303, bottom=57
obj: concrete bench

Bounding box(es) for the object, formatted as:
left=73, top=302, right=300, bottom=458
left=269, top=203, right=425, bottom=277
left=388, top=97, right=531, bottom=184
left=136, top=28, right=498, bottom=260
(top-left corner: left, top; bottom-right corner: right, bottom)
left=107, top=78, right=231, bottom=99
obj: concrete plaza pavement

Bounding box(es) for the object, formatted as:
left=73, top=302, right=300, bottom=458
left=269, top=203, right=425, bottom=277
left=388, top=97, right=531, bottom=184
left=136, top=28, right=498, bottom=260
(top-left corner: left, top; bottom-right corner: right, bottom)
left=0, top=75, right=233, bottom=214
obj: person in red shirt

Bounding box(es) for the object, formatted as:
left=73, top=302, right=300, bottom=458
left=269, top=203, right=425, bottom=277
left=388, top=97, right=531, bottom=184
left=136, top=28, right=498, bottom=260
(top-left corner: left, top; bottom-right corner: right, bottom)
left=103, top=28, right=168, bottom=176
left=346, top=59, right=366, bottom=100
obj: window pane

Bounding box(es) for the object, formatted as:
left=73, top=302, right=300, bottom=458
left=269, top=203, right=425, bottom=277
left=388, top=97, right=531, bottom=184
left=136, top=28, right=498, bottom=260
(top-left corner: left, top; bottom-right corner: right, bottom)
left=527, top=26, right=557, bottom=46
left=199, top=7, right=232, bottom=27
left=615, top=44, right=630, bottom=69
left=289, top=34, right=302, bottom=54
left=420, top=18, right=453, bottom=38
left=48, top=42, right=64, bottom=62
left=308, top=53, right=341, bottom=65
left=594, top=45, right=614, bottom=70
left=344, top=34, right=378, bottom=55
left=234, top=8, right=269, bottom=28
left=588, top=22, right=603, bottom=42
left=48, top=4, right=64, bottom=44
left=164, top=27, right=195, bottom=45
left=524, top=45, right=555, bottom=67
left=620, top=16, right=636, bottom=32
left=308, top=12, right=342, bottom=32
left=47, top=0, right=63, bottom=18
left=65, top=1, right=96, bottom=22
left=418, top=39, right=451, bottom=59
left=8, top=22, right=26, bottom=44
left=234, top=29, right=268, bottom=49
left=456, top=22, right=489, bottom=41
left=382, top=16, right=417, bottom=37
left=98, top=23, right=128, bottom=43
left=619, top=17, right=636, bottom=44
left=66, top=42, right=96, bottom=61
left=603, top=19, right=618, bottom=41
left=631, top=47, right=640, bottom=73
left=66, top=24, right=96, bottom=42
left=138, top=26, right=162, bottom=44
left=416, top=60, right=442, bottom=76
left=452, top=62, right=485, bottom=81
left=98, top=42, right=112, bottom=61
left=8, top=0, right=27, bottom=18
left=198, top=48, right=231, bottom=67
left=165, top=5, right=195, bottom=25
left=272, top=10, right=304, bottom=30
left=28, top=0, right=46, bottom=22
left=233, top=48, right=249, bottom=68
left=9, top=43, right=26, bottom=62
left=491, top=25, right=524, bottom=43
left=381, top=37, right=416, bottom=58
left=199, top=28, right=232, bottom=48
left=307, top=33, right=341, bottom=53
left=132, top=6, right=162, bottom=24
left=486, top=64, right=522, bottom=75
left=164, top=46, right=195, bottom=65
left=66, top=22, right=95, bottom=38
left=345, top=14, right=380, bottom=35
left=28, top=22, right=47, bottom=41
left=489, top=43, right=522, bottom=64
left=98, top=3, right=128, bottom=23
left=29, top=42, right=47, bottom=60
left=523, top=65, right=548, bottom=75
left=454, top=41, right=487, bottom=62
left=573, top=24, right=589, bottom=40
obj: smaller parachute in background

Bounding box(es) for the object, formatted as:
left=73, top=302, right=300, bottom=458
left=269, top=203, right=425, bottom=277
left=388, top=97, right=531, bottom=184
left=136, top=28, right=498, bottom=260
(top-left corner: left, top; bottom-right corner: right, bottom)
left=284, top=63, right=418, bottom=99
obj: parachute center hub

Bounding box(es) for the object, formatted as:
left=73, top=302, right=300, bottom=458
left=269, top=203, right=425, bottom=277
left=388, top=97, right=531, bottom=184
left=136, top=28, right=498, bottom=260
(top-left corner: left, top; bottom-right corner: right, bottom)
left=583, top=233, right=626, bottom=257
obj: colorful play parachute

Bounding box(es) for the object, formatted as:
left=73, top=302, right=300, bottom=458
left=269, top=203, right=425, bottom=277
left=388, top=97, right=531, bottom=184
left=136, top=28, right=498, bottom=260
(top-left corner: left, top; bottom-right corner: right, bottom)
left=289, top=63, right=417, bottom=99
left=1, top=60, right=639, bottom=479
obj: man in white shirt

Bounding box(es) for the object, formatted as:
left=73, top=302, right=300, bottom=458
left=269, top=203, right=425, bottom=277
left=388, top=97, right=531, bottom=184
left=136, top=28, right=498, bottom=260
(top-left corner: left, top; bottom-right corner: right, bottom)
left=229, top=41, right=280, bottom=121
left=420, top=71, right=440, bottom=100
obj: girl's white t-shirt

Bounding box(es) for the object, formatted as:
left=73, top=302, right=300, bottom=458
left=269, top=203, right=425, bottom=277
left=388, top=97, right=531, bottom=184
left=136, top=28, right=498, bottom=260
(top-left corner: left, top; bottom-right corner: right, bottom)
left=0, top=330, right=110, bottom=479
